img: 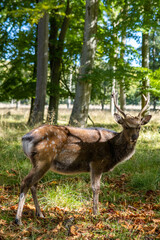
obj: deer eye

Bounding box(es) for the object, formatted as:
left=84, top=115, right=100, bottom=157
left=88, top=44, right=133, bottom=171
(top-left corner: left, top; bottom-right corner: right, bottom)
left=125, top=126, right=129, bottom=130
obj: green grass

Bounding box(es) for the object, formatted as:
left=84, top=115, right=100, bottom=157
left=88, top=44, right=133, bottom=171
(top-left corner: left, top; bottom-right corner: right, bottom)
left=0, top=108, right=160, bottom=239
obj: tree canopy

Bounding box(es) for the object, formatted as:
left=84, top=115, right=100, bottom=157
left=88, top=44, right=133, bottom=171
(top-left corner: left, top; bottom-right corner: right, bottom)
left=0, top=0, right=160, bottom=125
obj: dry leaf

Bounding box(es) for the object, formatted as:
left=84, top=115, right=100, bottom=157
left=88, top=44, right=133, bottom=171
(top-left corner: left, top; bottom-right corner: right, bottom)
left=25, top=204, right=35, bottom=210
left=153, top=219, right=160, bottom=223
left=6, top=170, right=15, bottom=177
left=0, top=220, right=7, bottom=225
left=148, top=225, right=157, bottom=235
left=48, top=181, right=57, bottom=185
left=10, top=205, right=17, bottom=210
left=96, top=221, right=104, bottom=229
left=70, top=225, right=77, bottom=236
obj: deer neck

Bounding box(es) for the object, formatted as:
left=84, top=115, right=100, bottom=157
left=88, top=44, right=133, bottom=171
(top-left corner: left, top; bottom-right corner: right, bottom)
left=109, top=131, right=136, bottom=166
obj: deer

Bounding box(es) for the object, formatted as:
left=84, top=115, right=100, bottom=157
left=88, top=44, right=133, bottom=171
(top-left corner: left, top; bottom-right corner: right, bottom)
left=15, top=94, right=152, bottom=225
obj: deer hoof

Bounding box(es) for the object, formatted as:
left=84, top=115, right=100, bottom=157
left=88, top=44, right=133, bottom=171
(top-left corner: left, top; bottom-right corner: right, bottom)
left=36, top=211, right=44, bottom=218
left=15, top=218, right=22, bottom=225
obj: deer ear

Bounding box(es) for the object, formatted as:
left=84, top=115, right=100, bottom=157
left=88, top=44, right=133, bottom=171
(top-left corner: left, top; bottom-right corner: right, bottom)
left=114, top=113, right=124, bottom=125
left=141, top=115, right=152, bottom=125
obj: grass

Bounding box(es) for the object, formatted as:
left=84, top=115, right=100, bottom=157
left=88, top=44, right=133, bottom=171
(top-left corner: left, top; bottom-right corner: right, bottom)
left=0, top=107, right=160, bottom=239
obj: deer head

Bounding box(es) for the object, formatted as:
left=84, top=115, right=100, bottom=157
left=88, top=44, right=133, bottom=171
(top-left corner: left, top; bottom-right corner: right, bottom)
left=112, top=93, right=152, bottom=144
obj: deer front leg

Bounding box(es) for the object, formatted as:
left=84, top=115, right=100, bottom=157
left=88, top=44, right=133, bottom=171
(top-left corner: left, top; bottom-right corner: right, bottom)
left=90, top=164, right=102, bottom=215
left=15, top=163, right=50, bottom=225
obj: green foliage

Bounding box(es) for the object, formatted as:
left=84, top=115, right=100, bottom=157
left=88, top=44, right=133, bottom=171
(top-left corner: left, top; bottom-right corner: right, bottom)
left=0, top=0, right=160, bottom=107
left=0, top=0, right=37, bottom=102
left=150, top=68, right=160, bottom=97
left=0, top=60, right=36, bottom=101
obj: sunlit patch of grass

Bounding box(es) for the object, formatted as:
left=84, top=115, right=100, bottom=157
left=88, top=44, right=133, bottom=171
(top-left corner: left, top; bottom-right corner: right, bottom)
left=42, top=184, right=85, bottom=211
left=39, top=176, right=91, bottom=211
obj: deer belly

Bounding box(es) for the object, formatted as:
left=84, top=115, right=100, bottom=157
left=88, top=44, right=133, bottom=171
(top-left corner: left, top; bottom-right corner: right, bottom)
left=50, top=145, right=90, bottom=174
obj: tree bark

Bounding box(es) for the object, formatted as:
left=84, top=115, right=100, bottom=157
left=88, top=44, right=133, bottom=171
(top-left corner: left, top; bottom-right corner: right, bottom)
left=47, top=0, right=71, bottom=124
left=119, top=2, right=127, bottom=111
left=119, top=34, right=126, bottom=111
left=110, top=24, right=118, bottom=116
left=28, top=97, right=35, bottom=124
left=69, top=0, right=99, bottom=127
left=30, top=7, right=49, bottom=125
left=141, top=0, right=150, bottom=112
left=28, top=25, right=38, bottom=125
left=142, top=32, right=150, bottom=109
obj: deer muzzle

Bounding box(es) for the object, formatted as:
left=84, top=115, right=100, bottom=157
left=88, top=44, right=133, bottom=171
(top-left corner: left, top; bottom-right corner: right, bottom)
left=131, top=134, right=139, bottom=143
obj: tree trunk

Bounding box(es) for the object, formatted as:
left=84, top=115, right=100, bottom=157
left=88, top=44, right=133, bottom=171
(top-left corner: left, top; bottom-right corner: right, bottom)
left=47, top=0, right=71, bottom=124
left=30, top=7, right=49, bottom=125
left=142, top=32, right=150, bottom=109
left=141, top=0, right=150, bottom=112
left=119, top=1, right=127, bottom=111
left=28, top=98, right=35, bottom=124
left=28, top=25, right=38, bottom=125
left=69, top=0, right=99, bottom=127
left=110, top=23, right=118, bottom=115
left=151, top=32, right=156, bottom=71
left=119, top=34, right=126, bottom=111
left=110, top=72, right=116, bottom=116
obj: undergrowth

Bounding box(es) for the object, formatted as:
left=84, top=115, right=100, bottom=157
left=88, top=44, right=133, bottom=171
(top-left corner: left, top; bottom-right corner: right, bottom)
left=0, top=108, right=160, bottom=239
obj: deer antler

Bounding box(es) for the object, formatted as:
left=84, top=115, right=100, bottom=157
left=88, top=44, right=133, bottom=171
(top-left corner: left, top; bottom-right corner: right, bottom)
left=138, top=94, right=149, bottom=118
left=112, top=92, right=126, bottom=118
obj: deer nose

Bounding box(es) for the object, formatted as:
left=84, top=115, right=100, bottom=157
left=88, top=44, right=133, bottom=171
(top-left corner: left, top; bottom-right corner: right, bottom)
left=132, top=134, right=138, bottom=141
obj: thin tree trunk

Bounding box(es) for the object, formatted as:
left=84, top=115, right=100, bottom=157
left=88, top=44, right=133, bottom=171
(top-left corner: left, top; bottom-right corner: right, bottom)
left=30, top=8, right=49, bottom=125
left=142, top=32, right=150, bottom=109
left=110, top=71, right=116, bottom=116
left=47, top=0, right=71, bottom=124
left=119, top=0, right=127, bottom=111
left=28, top=98, right=35, bottom=124
left=141, top=0, right=150, bottom=112
left=110, top=22, right=118, bottom=115
left=69, top=0, right=99, bottom=127
left=28, top=25, right=38, bottom=125
left=151, top=32, right=156, bottom=71
left=119, top=34, right=126, bottom=111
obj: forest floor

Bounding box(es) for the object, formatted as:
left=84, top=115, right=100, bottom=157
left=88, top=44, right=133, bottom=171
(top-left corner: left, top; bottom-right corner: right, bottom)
left=0, top=107, right=160, bottom=239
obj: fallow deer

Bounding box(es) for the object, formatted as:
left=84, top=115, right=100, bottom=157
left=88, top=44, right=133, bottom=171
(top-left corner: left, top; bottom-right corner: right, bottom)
left=15, top=94, right=152, bottom=225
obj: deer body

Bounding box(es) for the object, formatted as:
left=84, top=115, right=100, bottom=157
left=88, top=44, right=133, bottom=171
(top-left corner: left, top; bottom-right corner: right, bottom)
left=22, top=125, right=135, bottom=175
left=15, top=95, right=151, bottom=225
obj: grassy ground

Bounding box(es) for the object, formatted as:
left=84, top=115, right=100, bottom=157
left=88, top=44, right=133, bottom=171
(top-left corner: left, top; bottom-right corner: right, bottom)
left=0, top=108, right=160, bottom=239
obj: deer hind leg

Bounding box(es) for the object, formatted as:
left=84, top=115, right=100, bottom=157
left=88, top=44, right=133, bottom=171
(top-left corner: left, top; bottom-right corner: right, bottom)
left=90, top=164, right=102, bottom=215
left=15, top=163, right=50, bottom=225
left=31, top=183, right=44, bottom=218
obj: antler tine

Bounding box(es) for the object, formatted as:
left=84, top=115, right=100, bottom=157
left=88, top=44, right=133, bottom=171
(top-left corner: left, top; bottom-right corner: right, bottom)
left=112, top=92, right=126, bottom=118
left=138, top=94, right=149, bottom=118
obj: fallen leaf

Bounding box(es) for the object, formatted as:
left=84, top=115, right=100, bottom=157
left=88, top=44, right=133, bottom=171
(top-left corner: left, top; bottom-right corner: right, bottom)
left=25, top=204, right=35, bottom=210
left=6, top=170, right=15, bottom=177
left=153, top=219, right=160, bottom=223
left=0, top=219, right=7, bottom=225
left=96, top=221, right=104, bottom=229
left=148, top=225, right=157, bottom=235
left=70, top=225, right=78, bottom=236
left=48, top=181, right=57, bottom=185
left=121, top=223, right=133, bottom=230
left=10, top=205, right=18, bottom=210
